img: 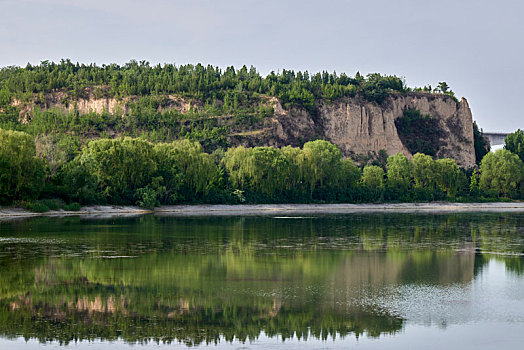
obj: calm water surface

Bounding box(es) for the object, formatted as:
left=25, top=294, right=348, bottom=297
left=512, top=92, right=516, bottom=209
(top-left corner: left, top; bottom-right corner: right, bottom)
left=0, top=213, right=523, bottom=349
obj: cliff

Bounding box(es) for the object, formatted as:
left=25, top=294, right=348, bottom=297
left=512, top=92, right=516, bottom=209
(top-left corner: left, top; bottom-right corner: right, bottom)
left=243, top=92, right=475, bottom=167
left=13, top=91, right=476, bottom=167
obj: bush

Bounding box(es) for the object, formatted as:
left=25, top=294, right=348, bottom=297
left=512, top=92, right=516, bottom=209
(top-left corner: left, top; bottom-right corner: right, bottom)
left=23, top=201, right=50, bottom=213
left=63, top=202, right=82, bottom=211
left=395, top=109, right=443, bottom=157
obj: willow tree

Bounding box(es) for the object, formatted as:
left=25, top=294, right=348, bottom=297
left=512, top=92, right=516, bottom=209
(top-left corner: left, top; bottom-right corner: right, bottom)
left=154, top=139, right=219, bottom=202
left=301, top=140, right=344, bottom=195
left=0, top=128, right=44, bottom=203
left=281, top=145, right=307, bottom=197
left=412, top=153, right=436, bottom=190
left=433, top=158, right=463, bottom=197
left=480, top=149, right=524, bottom=197
left=223, top=146, right=289, bottom=198
left=81, top=137, right=157, bottom=203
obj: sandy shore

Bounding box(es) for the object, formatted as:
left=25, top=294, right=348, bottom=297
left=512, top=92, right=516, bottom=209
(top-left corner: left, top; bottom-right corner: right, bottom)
left=1, top=202, right=524, bottom=220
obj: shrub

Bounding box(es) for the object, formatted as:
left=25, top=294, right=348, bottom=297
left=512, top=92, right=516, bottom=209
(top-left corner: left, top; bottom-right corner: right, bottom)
left=395, top=109, right=443, bottom=157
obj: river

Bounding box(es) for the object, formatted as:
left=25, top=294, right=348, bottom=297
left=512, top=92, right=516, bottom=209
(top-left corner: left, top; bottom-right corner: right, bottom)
left=0, top=213, right=523, bottom=349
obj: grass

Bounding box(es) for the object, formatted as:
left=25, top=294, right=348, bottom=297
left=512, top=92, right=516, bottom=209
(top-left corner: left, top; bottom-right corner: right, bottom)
left=19, top=199, right=82, bottom=213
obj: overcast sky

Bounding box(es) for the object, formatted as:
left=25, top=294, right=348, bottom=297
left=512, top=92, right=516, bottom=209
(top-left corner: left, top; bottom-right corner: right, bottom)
left=1, top=0, right=522, bottom=132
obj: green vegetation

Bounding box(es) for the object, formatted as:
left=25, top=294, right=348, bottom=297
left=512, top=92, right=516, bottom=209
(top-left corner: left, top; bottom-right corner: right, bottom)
left=473, top=121, right=490, bottom=163
left=0, top=61, right=521, bottom=208
left=479, top=149, right=524, bottom=197
left=0, top=60, right=406, bottom=112
left=0, top=129, right=43, bottom=203
left=504, top=129, right=524, bottom=162
left=0, top=61, right=413, bottom=157
left=413, top=81, right=458, bottom=101
left=2, top=128, right=523, bottom=210
left=395, top=109, right=444, bottom=157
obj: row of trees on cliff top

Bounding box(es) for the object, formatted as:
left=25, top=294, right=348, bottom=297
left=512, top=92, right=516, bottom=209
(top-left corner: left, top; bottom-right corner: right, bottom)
left=0, top=60, right=457, bottom=110
left=1, top=128, right=523, bottom=209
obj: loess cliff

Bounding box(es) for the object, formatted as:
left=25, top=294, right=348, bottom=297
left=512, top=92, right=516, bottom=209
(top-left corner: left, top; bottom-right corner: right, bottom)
left=264, top=92, right=475, bottom=167
left=14, top=91, right=476, bottom=168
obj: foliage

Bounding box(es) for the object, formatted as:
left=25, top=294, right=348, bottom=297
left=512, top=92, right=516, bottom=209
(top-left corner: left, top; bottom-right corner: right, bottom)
left=80, top=137, right=157, bottom=203
left=135, top=177, right=165, bottom=209
left=433, top=158, right=463, bottom=197
left=412, top=153, right=436, bottom=190
left=386, top=153, right=413, bottom=192
left=2, top=130, right=524, bottom=209
left=479, top=149, right=524, bottom=197
left=504, top=129, right=524, bottom=163
left=395, top=109, right=443, bottom=157
left=154, top=139, right=219, bottom=203
left=0, top=60, right=407, bottom=113
left=473, top=121, right=490, bottom=164
left=361, top=165, right=385, bottom=190
left=469, top=168, right=481, bottom=196
left=0, top=128, right=44, bottom=203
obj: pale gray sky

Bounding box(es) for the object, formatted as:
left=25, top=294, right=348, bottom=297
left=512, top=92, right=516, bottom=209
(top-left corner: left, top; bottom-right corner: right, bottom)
left=1, top=0, right=522, bottom=132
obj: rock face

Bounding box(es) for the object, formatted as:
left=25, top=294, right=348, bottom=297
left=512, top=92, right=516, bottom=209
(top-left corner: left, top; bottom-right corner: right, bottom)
left=15, top=91, right=476, bottom=167
left=263, top=92, right=476, bottom=167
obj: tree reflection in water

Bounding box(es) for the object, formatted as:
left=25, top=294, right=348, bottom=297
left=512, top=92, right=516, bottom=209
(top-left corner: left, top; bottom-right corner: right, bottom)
left=0, top=213, right=522, bottom=345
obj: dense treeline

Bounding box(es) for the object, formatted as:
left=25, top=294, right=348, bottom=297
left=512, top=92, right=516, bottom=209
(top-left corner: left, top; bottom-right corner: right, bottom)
left=1, top=128, right=523, bottom=210
left=0, top=60, right=409, bottom=110
left=0, top=61, right=420, bottom=155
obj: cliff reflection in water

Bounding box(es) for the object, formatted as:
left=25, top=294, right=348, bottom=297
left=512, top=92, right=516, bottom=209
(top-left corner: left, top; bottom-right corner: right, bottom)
left=0, top=213, right=522, bottom=345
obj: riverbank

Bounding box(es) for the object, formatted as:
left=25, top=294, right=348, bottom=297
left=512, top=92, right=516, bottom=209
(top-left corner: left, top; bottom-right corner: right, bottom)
left=1, top=202, right=524, bottom=220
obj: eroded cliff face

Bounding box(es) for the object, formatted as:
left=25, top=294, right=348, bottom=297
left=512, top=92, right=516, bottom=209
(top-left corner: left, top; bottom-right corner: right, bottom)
left=14, top=91, right=476, bottom=167
left=264, top=92, right=476, bottom=167
left=13, top=92, right=196, bottom=118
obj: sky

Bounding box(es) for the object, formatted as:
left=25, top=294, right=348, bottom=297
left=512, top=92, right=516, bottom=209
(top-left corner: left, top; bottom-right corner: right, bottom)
left=0, top=0, right=522, bottom=132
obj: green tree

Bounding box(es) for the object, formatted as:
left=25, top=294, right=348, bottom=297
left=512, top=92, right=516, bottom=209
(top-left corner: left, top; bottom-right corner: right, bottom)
left=0, top=128, right=44, bottom=203
left=433, top=158, right=462, bottom=197
left=301, top=140, right=344, bottom=195
left=80, top=137, right=157, bottom=203
left=58, top=153, right=100, bottom=204
left=412, top=153, right=436, bottom=190
left=473, top=121, right=490, bottom=164
left=361, top=165, right=385, bottom=190
left=469, top=168, right=480, bottom=196
left=155, top=139, right=219, bottom=202
left=386, top=153, right=413, bottom=191
left=479, top=149, right=524, bottom=197
left=504, top=129, right=524, bottom=162
left=436, top=82, right=449, bottom=94
left=223, top=146, right=289, bottom=199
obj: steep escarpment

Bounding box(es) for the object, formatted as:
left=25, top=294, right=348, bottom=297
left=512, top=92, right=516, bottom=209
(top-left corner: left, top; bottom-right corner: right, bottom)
left=9, top=91, right=476, bottom=167
left=247, top=92, right=475, bottom=167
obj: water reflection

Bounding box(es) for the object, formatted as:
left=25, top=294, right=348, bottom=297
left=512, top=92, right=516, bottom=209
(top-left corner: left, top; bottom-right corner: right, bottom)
left=0, top=213, right=523, bottom=345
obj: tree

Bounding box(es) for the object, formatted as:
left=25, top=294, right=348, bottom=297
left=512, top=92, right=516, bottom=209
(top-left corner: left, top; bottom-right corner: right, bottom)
left=470, top=168, right=480, bottom=196
left=301, top=140, right=344, bottom=195
left=386, top=153, right=413, bottom=191
left=473, top=121, right=490, bottom=164
left=361, top=165, right=385, bottom=190
left=154, top=139, right=219, bottom=203
left=59, top=152, right=100, bottom=204
left=479, top=149, right=524, bottom=197
left=412, top=153, right=436, bottom=190
left=223, top=146, right=289, bottom=199
left=504, top=129, right=524, bottom=162
left=433, top=158, right=462, bottom=197
left=80, top=137, right=157, bottom=203
left=0, top=128, right=44, bottom=203
left=436, top=82, right=449, bottom=94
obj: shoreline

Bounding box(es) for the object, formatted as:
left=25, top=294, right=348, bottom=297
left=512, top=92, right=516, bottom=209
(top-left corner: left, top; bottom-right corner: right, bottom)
left=1, top=202, right=524, bottom=220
